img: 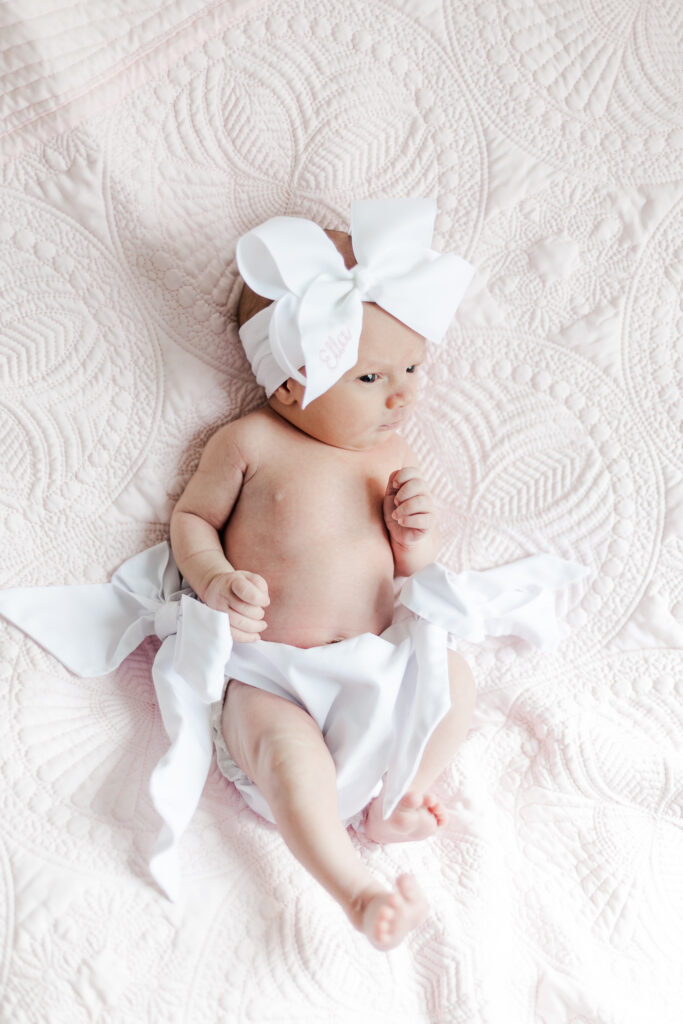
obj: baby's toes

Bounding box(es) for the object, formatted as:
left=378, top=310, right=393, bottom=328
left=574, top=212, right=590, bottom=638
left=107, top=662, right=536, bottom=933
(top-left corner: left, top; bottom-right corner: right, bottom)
left=374, top=902, right=397, bottom=945
left=424, top=792, right=448, bottom=827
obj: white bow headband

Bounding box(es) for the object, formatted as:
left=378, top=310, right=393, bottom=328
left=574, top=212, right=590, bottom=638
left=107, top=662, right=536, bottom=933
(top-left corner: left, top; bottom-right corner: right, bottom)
left=236, top=198, right=476, bottom=407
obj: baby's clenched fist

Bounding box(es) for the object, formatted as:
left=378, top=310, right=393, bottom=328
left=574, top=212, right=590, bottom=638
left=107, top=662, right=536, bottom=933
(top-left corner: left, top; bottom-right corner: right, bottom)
left=384, top=467, right=436, bottom=546
left=203, top=570, right=270, bottom=643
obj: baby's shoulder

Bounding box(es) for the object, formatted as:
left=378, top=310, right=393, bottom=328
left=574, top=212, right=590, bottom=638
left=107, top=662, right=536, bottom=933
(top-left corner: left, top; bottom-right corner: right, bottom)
left=211, top=406, right=271, bottom=442
left=204, top=407, right=279, bottom=468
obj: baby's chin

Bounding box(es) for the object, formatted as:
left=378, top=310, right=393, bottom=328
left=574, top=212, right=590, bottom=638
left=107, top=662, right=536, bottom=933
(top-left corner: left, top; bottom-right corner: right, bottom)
left=301, top=423, right=399, bottom=451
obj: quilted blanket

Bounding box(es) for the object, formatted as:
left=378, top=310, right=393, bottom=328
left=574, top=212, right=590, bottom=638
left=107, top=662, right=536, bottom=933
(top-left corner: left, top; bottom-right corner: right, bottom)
left=1, top=2, right=682, bottom=1021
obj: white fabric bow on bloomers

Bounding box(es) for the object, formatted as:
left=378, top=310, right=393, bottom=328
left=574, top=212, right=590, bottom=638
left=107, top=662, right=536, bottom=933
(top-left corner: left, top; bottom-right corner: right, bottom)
left=236, top=197, right=476, bottom=406
left=0, top=543, right=589, bottom=902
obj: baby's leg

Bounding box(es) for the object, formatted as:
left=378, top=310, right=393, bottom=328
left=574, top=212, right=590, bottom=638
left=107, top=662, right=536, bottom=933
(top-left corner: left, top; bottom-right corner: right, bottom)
left=365, top=649, right=476, bottom=843
left=221, top=680, right=427, bottom=950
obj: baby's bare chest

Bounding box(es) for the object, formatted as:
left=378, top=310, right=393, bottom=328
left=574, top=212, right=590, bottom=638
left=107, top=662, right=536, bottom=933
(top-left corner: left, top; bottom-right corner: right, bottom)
left=222, top=430, right=405, bottom=642
left=242, top=449, right=389, bottom=538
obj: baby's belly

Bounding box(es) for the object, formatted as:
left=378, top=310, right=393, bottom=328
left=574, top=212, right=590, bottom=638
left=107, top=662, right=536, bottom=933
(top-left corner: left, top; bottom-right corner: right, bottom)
left=225, top=531, right=396, bottom=648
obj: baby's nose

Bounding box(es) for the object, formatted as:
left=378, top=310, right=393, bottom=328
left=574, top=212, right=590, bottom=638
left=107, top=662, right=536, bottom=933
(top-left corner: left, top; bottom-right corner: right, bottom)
left=387, top=384, right=415, bottom=409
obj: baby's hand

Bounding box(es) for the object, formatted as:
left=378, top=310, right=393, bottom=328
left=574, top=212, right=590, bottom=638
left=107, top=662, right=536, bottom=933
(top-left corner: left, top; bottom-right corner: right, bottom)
left=384, top=467, right=436, bottom=547
left=203, top=570, right=269, bottom=643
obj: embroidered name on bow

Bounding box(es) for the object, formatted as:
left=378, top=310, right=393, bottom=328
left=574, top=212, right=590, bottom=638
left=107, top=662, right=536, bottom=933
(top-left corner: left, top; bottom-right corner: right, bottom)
left=319, top=328, right=352, bottom=369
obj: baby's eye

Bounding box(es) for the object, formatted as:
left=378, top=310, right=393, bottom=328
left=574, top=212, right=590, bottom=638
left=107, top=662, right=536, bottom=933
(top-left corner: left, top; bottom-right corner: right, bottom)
left=358, top=373, right=380, bottom=384
left=406, top=365, right=417, bottom=374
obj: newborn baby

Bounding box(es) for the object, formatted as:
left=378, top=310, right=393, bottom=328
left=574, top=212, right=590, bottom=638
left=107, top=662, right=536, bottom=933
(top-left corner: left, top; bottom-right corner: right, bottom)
left=170, top=200, right=477, bottom=949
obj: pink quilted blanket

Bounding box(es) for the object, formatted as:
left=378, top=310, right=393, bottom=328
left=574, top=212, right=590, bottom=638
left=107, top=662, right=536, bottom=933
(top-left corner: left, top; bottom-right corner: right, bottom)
left=1, top=2, right=682, bottom=1021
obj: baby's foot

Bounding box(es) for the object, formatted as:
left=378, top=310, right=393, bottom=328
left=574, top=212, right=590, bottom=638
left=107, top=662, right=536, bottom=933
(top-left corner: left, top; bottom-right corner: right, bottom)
left=364, top=790, right=447, bottom=844
left=356, top=875, right=428, bottom=951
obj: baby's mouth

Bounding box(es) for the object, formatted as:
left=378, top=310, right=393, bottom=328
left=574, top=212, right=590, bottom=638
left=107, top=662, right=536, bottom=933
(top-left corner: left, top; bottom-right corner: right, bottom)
left=381, top=412, right=407, bottom=430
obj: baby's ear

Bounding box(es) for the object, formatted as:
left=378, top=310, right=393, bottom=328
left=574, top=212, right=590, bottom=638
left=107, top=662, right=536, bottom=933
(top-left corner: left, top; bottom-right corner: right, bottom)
left=273, top=377, right=305, bottom=406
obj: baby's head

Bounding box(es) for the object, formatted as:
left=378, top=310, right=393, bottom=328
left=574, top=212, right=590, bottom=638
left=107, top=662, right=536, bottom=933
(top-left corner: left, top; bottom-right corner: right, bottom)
left=235, top=199, right=475, bottom=450
left=238, top=228, right=424, bottom=450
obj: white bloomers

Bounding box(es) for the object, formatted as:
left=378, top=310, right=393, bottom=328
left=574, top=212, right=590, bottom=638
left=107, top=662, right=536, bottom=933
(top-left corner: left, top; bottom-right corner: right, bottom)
left=210, top=606, right=452, bottom=827
left=209, top=555, right=591, bottom=828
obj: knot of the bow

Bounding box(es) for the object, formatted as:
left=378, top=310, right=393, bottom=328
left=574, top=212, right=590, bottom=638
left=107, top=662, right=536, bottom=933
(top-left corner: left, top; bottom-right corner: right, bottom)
left=154, top=599, right=180, bottom=641
left=109, top=542, right=231, bottom=704
left=351, top=263, right=375, bottom=297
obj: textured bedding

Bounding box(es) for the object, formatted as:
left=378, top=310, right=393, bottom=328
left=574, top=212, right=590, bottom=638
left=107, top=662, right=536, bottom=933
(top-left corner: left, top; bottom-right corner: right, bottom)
left=1, top=1, right=682, bottom=1021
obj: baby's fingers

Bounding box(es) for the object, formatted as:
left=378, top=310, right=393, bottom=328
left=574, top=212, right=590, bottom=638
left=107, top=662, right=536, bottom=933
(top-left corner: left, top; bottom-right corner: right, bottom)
left=230, top=626, right=266, bottom=643
left=231, top=572, right=270, bottom=607
left=228, top=592, right=266, bottom=620
left=392, top=495, right=431, bottom=521
left=394, top=478, right=426, bottom=505
left=229, top=611, right=267, bottom=640
left=390, top=466, right=423, bottom=491
left=393, top=512, right=432, bottom=532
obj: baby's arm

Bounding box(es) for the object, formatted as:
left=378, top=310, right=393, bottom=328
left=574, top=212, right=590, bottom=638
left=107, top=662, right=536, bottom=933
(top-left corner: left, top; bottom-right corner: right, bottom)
left=170, top=423, right=269, bottom=641
left=384, top=443, right=441, bottom=577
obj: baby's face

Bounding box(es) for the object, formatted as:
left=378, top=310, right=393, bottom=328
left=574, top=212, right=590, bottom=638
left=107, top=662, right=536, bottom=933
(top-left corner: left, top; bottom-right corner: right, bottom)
left=275, top=303, right=427, bottom=451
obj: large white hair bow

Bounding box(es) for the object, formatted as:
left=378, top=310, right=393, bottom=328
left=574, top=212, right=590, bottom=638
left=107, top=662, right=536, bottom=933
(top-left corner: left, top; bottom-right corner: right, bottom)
left=236, top=198, right=476, bottom=407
